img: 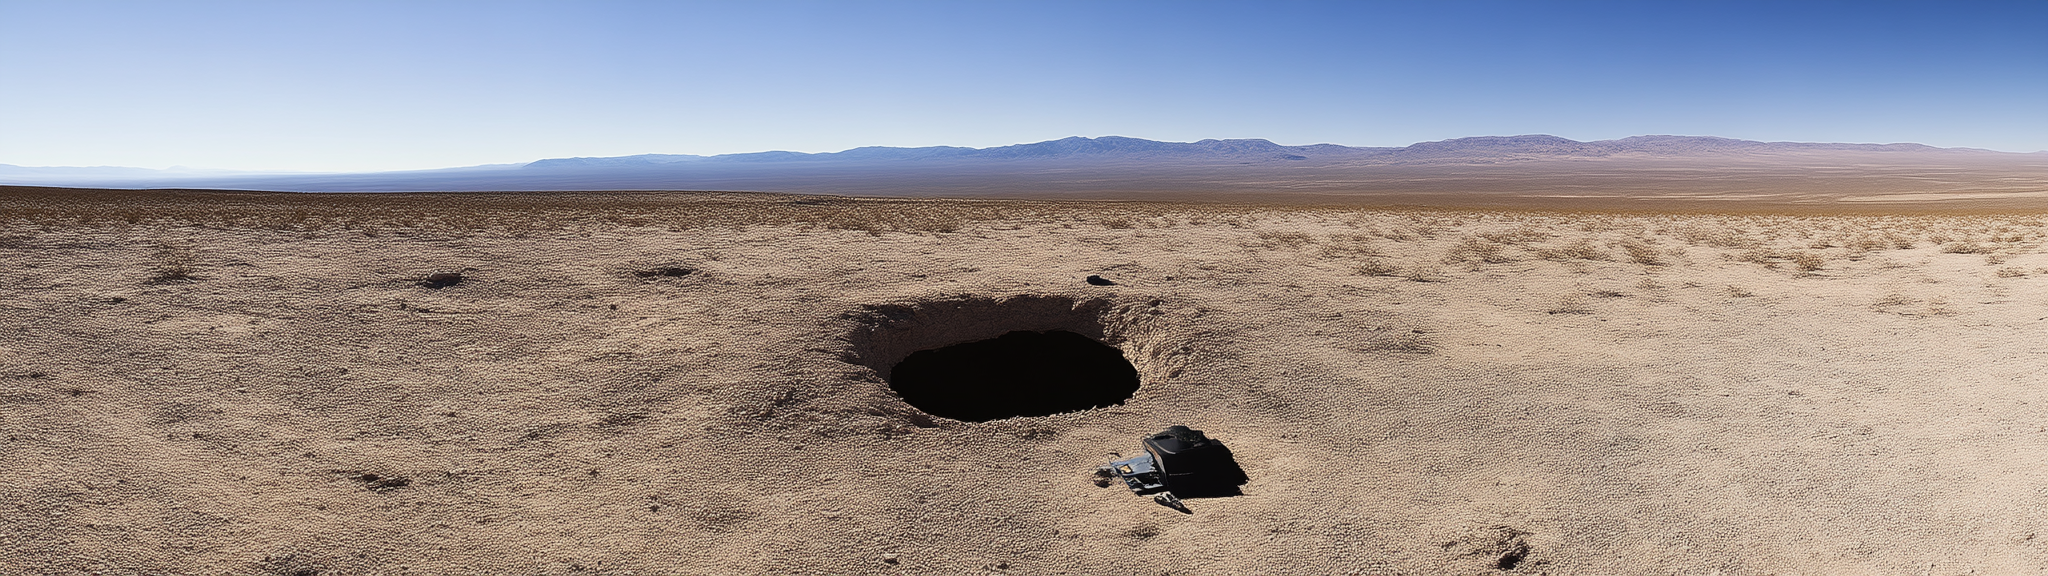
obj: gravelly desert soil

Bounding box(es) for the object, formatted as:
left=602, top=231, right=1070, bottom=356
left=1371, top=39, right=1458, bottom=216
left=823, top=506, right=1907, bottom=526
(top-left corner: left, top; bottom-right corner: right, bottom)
left=6, top=188, right=2048, bottom=575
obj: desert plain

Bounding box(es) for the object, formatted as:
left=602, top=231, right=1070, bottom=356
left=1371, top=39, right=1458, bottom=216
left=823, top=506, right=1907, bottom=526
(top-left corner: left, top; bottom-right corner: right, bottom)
left=6, top=186, right=2048, bottom=575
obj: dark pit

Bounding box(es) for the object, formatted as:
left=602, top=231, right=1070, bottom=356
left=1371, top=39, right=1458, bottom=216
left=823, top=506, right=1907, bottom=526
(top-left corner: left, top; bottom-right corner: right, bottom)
left=888, top=330, right=1140, bottom=422
left=635, top=266, right=697, bottom=278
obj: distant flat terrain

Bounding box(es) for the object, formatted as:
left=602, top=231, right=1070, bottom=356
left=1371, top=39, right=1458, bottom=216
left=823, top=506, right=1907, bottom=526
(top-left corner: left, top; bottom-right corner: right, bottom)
left=6, top=188, right=2048, bottom=574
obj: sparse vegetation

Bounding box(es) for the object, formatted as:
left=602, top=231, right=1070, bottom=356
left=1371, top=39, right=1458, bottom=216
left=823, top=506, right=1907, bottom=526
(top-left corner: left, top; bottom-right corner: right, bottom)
left=1443, top=236, right=1511, bottom=264
left=1791, top=252, right=1826, bottom=272
left=1355, top=258, right=1399, bottom=277
left=1402, top=265, right=1447, bottom=282
left=1537, top=239, right=1606, bottom=261
left=1546, top=294, right=1593, bottom=314
left=148, top=244, right=198, bottom=282
left=1618, top=240, right=1665, bottom=266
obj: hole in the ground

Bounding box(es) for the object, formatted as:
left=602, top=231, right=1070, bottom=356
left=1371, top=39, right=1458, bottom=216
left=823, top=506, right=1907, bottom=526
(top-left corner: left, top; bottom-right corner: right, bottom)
left=888, top=330, right=1140, bottom=422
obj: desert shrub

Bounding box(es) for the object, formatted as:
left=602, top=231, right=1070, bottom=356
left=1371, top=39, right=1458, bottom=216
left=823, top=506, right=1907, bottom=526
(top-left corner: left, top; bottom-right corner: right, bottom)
left=1791, top=252, right=1825, bottom=272
left=1319, top=238, right=1382, bottom=259
left=1942, top=242, right=1991, bottom=254
left=1926, top=296, right=1958, bottom=315
left=1251, top=230, right=1315, bottom=249
left=1726, top=285, right=1755, bottom=298
left=148, top=244, right=198, bottom=282
left=1546, top=294, right=1592, bottom=314
left=1443, top=236, right=1511, bottom=264
left=1402, top=265, right=1446, bottom=282
left=1536, top=239, right=1607, bottom=261
left=1676, top=225, right=1756, bottom=248
left=1618, top=240, right=1664, bottom=266
left=1479, top=227, right=1550, bottom=245
left=1996, top=267, right=2029, bottom=278
left=1355, top=258, right=1399, bottom=277
left=1728, top=249, right=1780, bottom=268
left=1845, top=237, right=1891, bottom=253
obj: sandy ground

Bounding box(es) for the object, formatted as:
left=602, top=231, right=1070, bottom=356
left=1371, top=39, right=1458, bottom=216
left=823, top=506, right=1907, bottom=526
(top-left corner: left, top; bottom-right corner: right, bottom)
left=6, top=189, right=2048, bottom=574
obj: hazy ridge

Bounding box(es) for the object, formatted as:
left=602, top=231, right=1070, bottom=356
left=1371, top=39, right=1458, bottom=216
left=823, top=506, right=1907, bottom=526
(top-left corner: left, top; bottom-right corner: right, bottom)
left=5, top=135, right=2045, bottom=207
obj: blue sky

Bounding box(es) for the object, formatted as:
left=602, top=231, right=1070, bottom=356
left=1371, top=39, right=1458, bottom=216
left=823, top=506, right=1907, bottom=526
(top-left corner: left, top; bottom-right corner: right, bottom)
left=2, top=1, right=2043, bottom=172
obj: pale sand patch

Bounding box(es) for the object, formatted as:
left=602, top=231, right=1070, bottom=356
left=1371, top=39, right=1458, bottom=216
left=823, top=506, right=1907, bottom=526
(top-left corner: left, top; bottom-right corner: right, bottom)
left=5, top=189, right=2048, bottom=574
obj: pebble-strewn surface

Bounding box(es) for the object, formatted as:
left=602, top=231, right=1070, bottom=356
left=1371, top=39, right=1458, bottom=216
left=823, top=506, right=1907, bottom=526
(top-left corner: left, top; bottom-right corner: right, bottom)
left=6, top=189, right=2048, bottom=574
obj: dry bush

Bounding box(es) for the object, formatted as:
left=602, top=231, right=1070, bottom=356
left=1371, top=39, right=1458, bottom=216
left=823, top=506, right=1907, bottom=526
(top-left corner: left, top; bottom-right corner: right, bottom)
left=1443, top=236, right=1511, bottom=264
left=1250, top=230, right=1316, bottom=249
left=1942, top=242, right=1992, bottom=254
left=1373, top=227, right=1419, bottom=242
left=1479, top=226, right=1550, bottom=245
left=1872, top=293, right=1916, bottom=308
left=1318, top=234, right=1381, bottom=258
left=1985, top=253, right=2011, bottom=265
left=1846, top=237, right=1888, bottom=252
left=1546, top=294, right=1593, bottom=315
left=1926, top=296, right=1958, bottom=315
left=1726, top=285, right=1755, bottom=298
left=1536, top=239, right=1607, bottom=261
left=1618, top=240, right=1664, bottom=266
left=1100, top=216, right=1135, bottom=229
left=1402, top=265, right=1447, bottom=282
left=1996, top=267, right=2029, bottom=278
left=1791, top=252, right=1826, bottom=272
left=1355, top=258, right=1399, bottom=277
left=1676, top=225, right=1757, bottom=248
left=1635, top=277, right=1663, bottom=291
left=148, top=244, right=198, bottom=282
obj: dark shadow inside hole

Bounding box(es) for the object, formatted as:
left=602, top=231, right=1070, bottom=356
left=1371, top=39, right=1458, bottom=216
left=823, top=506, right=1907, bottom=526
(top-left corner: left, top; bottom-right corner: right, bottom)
left=889, top=330, right=1140, bottom=422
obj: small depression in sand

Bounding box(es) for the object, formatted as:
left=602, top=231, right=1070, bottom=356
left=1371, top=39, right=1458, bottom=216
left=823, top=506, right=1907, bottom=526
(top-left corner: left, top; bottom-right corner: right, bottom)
left=889, top=330, right=1140, bottom=422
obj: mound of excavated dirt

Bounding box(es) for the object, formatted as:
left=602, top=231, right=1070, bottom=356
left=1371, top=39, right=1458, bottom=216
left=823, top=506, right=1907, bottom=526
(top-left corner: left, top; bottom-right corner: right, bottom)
left=6, top=189, right=2048, bottom=574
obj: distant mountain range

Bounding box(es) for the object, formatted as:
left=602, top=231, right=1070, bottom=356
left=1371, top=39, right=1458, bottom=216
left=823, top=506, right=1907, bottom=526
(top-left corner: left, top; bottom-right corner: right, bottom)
left=6, top=135, right=2046, bottom=207
left=522, top=134, right=1989, bottom=170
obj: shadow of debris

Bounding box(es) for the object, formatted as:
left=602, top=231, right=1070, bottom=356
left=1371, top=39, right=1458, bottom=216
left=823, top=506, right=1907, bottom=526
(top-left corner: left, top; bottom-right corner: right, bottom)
left=1165, top=440, right=1249, bottom=499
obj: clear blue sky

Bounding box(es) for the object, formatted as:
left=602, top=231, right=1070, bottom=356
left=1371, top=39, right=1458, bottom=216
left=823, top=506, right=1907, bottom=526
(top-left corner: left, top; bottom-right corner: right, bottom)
left=2, top=1, right=2043, bottom=172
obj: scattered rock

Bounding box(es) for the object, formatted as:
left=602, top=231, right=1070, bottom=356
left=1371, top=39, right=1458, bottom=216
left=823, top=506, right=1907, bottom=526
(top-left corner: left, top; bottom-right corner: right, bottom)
left=351, top=473, right=411, bottom=492
left=880, top=553, right=899, bottom=564
left=1442, top=525, right=1536, bottom=571
left=1085, top=275, right=1116, bottom=286
left=419, top=272, right=464, bottom=289
left=255, top=554, right=324, bottom=576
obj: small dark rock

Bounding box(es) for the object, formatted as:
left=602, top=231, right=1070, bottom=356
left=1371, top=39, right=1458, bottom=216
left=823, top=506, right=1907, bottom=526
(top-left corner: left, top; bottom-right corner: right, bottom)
left=1085, top=275, right=1116, bottom=286
left=353, top=473, right=411, bottom=492
left=419, top=272, right=464, bottom=289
